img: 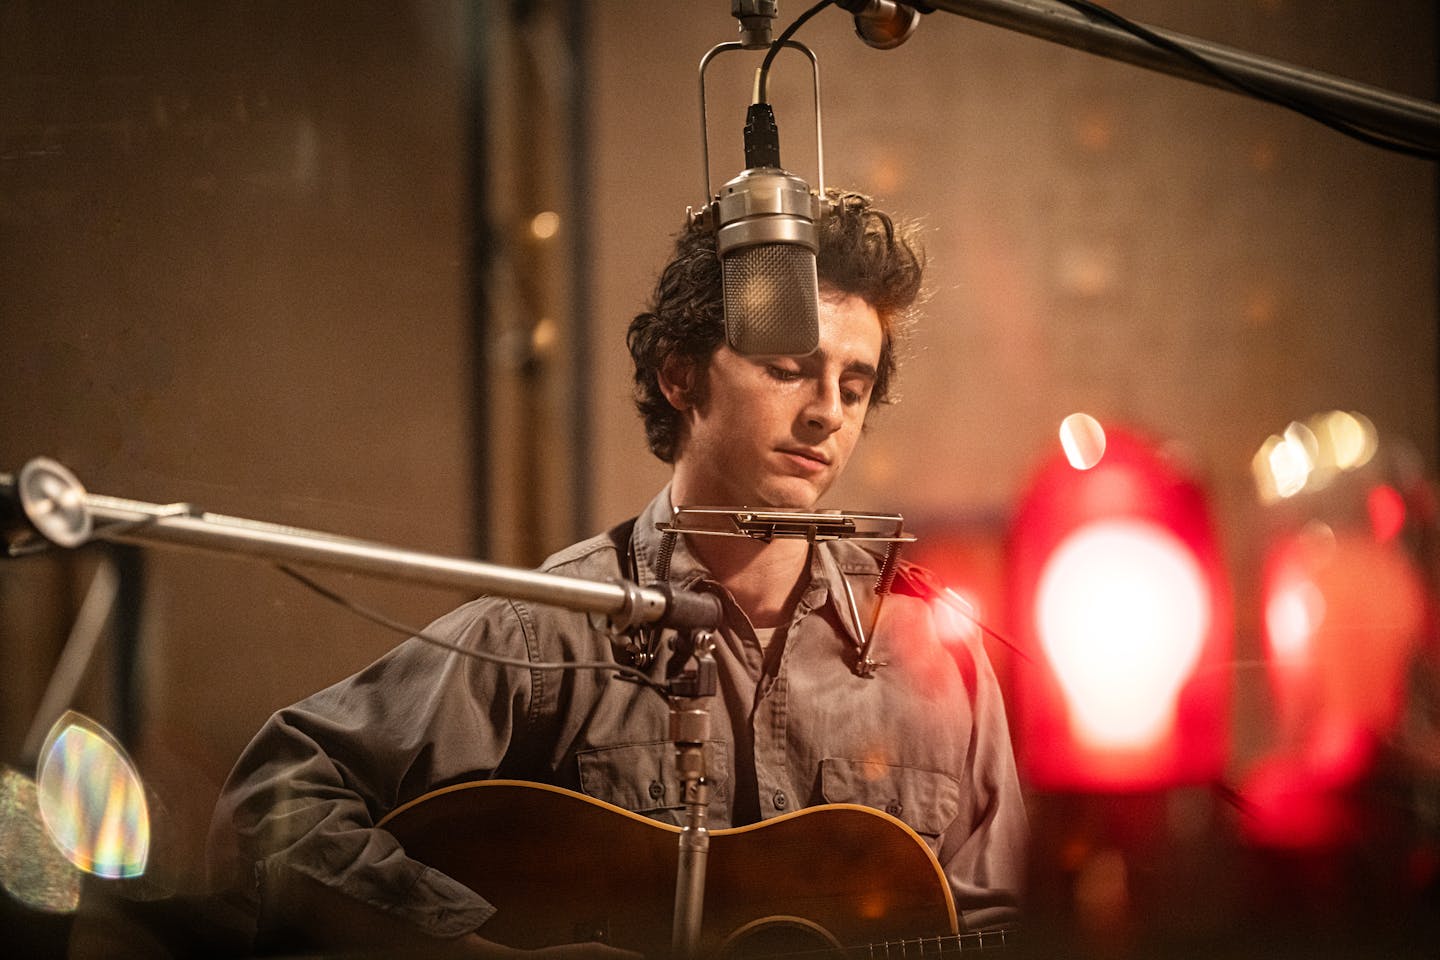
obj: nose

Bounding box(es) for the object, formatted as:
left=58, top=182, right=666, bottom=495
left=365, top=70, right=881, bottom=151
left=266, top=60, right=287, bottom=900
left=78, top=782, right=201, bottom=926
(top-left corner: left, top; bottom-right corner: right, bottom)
left=801, top=377, right=844, bottom=436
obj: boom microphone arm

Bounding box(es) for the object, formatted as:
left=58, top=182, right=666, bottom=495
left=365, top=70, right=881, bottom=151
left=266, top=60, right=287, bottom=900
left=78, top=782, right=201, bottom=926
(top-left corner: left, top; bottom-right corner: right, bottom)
left=874, top=0, right=1440, bottom=152
left=1, top=458, right=721, bottom=634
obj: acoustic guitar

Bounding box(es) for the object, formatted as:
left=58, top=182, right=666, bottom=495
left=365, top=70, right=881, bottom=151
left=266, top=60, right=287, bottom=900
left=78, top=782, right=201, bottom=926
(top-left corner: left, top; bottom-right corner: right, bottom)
left=377, top=779, right=1014, bottom=958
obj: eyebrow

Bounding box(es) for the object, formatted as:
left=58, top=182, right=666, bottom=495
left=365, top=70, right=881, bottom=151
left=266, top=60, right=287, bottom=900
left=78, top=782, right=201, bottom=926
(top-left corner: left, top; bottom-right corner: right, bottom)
left=844, top=360, right=879, bottom=380
left=761, top=349, right=878, bottom=381
left=806, top=348, right=877, bottom=380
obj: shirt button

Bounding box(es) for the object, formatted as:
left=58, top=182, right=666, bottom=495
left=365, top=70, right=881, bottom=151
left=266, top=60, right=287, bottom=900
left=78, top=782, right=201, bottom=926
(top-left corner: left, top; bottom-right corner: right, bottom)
left=885, top=800, right=904, bottom=817
left=648, top=781, right=664, bottom=800
left=773, top=790, right=789, bottom=810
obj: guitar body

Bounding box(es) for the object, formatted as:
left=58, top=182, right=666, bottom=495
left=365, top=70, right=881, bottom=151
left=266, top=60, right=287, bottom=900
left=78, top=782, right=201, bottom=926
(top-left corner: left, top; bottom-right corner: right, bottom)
left=378, top=779, right=958, bottom=957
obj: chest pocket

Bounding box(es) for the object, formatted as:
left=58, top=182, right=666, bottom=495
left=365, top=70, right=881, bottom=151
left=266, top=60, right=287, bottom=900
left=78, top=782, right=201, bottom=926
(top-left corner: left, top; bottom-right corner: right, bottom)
left=576, top=740, right=731, bottom=822
left=819, top=757, right=963, bottom=844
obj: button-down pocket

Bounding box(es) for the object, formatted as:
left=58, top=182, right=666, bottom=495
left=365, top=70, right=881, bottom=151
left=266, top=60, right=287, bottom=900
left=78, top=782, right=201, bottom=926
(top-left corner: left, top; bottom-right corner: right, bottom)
left=818, top=757, right=962, bottom=843
left=576, top=740, right=731, bottom=818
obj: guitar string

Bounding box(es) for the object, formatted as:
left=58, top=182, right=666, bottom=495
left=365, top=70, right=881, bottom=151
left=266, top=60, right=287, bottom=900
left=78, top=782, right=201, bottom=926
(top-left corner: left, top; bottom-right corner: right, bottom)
left=742, top=926, right=1015, bottom=960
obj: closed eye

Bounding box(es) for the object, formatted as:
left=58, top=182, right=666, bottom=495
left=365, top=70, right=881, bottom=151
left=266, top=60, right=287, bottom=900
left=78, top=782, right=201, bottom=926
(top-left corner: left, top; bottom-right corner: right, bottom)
left=842, top=376, right=874, bottom=406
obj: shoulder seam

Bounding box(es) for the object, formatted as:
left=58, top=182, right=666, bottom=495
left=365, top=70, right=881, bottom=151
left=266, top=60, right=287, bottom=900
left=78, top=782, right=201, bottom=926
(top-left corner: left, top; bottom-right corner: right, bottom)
left=540, top=533, right=620, bottom=572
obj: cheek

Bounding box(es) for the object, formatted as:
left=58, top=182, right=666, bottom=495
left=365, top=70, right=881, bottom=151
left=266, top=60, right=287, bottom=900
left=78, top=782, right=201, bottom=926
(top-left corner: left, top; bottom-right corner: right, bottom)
left=833, top=418, right=866, bottom=460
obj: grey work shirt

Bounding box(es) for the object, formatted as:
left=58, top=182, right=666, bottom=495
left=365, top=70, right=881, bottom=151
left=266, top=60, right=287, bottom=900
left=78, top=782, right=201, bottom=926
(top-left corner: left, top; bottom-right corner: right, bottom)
left=207, top=487, right=1027, bottom=940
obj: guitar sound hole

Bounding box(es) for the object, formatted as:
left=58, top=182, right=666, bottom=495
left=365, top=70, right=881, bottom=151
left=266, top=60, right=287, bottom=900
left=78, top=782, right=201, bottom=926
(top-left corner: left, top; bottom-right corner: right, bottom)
left=718, top=915, right=846, bottom=960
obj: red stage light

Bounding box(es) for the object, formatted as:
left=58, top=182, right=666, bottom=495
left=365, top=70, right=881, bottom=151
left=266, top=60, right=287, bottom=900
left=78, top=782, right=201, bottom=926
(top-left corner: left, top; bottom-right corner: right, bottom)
left=1260, top=526, right=1426, bottom=780
left=1008, top=427, right=1231, bottom=790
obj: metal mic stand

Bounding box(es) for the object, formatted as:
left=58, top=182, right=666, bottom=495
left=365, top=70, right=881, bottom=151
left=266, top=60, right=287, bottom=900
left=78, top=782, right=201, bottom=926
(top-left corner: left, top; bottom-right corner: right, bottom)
left=663, top=626, right=718, bottom=960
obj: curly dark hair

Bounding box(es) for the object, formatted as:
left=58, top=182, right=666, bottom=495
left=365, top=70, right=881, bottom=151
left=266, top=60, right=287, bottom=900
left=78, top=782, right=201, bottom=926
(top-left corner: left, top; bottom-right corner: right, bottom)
left=627, top=190, right=924, bottom=463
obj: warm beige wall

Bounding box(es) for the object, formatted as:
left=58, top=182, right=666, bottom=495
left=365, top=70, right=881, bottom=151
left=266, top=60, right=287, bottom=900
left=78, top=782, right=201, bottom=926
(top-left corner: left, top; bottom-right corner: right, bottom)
left=0, top=0, right=1434, bottom=918
left=0, top=2, right=479, bottom=881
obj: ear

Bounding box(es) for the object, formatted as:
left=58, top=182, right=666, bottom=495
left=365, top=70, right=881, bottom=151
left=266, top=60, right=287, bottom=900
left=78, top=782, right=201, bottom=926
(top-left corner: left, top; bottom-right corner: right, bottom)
left=657, top=354, right=698, bottom=412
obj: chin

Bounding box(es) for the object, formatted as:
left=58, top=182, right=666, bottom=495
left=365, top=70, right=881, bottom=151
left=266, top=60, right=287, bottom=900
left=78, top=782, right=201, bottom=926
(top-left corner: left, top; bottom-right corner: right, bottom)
left=755, top=481, right=825, bottom=511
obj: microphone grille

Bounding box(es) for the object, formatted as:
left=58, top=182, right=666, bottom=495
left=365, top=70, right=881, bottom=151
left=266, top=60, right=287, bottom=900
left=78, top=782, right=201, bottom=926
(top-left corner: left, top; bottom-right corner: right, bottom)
left=721, top=244, right=820, bottom=356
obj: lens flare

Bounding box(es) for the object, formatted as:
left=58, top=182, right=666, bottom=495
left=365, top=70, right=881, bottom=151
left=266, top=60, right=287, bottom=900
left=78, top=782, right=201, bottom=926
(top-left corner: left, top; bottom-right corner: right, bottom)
left=1278, top=422, right=1318, bottom=494
left=1060, top=413, right=1107, bottom=470
left=528, top=210, right=561, bottom=240
left=1367, top=484, right=1406, bottom=542
left=1322, top=410, right=1377, bottom=471
left=1265, top=578, right=1325, bottom=663
left=36, top=712, right=149, bottom=880
left=931, top=587, right=983, bottom=647
left=1253, top=411, right=1380, bottom=503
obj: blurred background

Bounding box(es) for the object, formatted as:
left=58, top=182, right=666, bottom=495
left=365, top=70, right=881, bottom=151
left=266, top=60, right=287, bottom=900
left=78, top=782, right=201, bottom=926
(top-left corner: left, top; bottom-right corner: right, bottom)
left=1, top=0, right=1437, bottom=956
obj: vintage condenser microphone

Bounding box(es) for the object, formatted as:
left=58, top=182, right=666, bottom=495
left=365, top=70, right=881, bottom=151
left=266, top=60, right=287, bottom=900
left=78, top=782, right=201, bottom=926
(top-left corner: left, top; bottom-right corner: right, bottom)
left=692, top=26, right=829, bottom=357
left=711, top=101, right=823, bottom=356
left=693, top=0, right=924, bottom=357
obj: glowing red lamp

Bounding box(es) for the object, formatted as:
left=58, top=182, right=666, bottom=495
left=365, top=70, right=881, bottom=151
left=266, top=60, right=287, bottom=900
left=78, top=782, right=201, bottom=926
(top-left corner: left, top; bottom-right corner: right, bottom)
left=1253, top=517, right=1427, bottom=818
left=1008, top=427, right=1231, bottom=790
left=1241, top=415, right=1434, bottom=849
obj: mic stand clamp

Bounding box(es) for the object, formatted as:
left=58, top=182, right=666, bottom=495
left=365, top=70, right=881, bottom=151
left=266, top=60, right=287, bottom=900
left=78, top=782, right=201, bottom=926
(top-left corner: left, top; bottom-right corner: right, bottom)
left=665, top=626, right=718, bottom=960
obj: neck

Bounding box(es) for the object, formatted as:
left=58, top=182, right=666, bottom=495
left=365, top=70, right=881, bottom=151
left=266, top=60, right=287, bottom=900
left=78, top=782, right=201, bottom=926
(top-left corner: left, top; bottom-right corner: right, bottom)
left=684, top=534, right=810, bottom=629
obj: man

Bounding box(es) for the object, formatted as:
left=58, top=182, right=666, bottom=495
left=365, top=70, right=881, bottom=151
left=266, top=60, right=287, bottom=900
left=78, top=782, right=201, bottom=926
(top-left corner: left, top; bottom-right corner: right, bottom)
left=208, top=191, right=1027, bottom=956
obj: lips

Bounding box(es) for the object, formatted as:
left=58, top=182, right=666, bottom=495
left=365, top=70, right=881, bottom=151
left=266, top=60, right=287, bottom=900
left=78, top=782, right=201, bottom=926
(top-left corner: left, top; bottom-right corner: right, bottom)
left=778, top=447, right=830, bottom=471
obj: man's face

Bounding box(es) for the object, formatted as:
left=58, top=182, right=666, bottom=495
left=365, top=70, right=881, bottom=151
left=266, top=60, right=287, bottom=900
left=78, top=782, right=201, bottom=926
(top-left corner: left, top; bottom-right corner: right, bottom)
left=667, top=292, right=884, bottom=510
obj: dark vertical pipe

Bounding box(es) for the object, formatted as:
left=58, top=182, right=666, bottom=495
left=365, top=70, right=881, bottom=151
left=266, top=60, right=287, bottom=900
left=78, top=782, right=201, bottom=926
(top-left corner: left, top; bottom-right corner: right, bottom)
left=511, top=0, right=549, bottom=567
left=565, top=0, right=595, bottom=538
left=464, top=0, right=494, bottom=559
left=110, top=545, right=144, bottom=748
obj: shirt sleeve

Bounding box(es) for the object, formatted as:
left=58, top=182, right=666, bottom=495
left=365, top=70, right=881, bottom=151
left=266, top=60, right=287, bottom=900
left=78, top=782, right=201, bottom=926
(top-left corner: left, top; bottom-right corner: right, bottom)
left=941, top=631, right=1029, bottom=932
left=205, top=598, right=537, bottom=940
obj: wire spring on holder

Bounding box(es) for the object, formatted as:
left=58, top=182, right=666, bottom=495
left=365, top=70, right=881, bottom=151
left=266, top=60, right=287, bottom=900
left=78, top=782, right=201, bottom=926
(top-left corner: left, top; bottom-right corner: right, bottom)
left=875, top=540, right=902, bottom=596
left=617, top=529, right=681, bottom=671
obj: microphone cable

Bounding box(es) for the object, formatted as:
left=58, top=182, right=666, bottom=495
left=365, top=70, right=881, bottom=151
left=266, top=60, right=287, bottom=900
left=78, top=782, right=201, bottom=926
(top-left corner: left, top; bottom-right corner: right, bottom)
left=275, top=564, right=669, bottom=694
left=758, top=0, right=835, bottom=105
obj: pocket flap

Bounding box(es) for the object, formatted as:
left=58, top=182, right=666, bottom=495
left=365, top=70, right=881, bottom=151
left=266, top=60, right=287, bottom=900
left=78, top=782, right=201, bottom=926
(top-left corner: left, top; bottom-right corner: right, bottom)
left=819, top=757, right=962, bottom=837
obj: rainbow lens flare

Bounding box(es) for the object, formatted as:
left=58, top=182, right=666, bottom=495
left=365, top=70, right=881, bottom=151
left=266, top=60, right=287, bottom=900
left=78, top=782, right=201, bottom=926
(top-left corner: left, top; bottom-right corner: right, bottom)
left=35, top=712, right=150, bottom=880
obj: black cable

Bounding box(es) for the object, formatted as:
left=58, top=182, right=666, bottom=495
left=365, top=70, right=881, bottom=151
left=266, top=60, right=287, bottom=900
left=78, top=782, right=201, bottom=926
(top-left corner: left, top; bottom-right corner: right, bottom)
left=757, top=0, right=834, bottom=104
left=1055, top=0, right=1439, bottom=161
left=275, top=565, right=668, bottom=694
left=964, top=611, right=1035, bottom=666
left=89, top=505, right=195, bottom=541
left=1210, top=778, right=1259, bottom=817
left=7, top=504, right=193, bottom=557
